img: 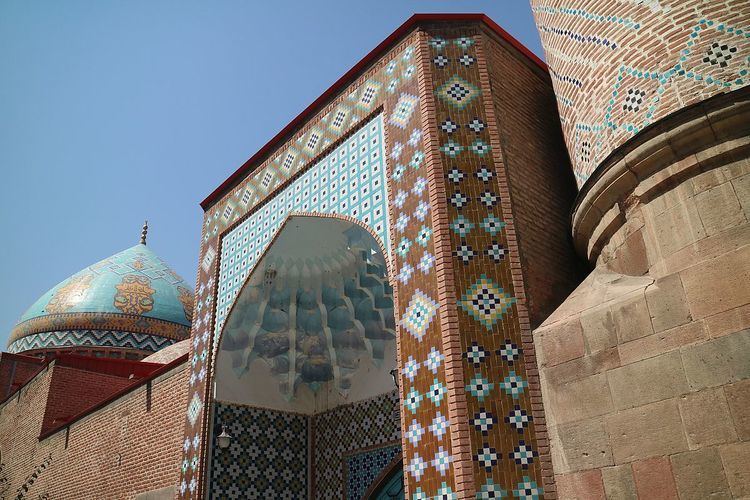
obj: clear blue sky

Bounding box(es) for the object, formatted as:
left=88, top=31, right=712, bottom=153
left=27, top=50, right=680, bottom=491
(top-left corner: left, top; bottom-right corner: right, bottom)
left=0, top=1, right=544, bottom=346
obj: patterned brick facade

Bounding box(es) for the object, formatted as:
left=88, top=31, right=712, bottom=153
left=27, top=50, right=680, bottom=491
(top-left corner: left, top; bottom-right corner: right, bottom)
left=531, top=0, right=750, bottom=186
left=177, top=15, right=577, bottom=499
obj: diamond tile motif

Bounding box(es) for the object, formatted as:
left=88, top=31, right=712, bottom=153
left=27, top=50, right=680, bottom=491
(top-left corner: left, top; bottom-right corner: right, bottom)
left=465, top=342, right=488, bottom=367
left=390, top=93, right=419, bottom=129
left=434, top=54, right=450, bottom=68
left=436, top=75, right=480, bottom=110
left=454, top=242, right=476, bottom=264
left=703, top=42, right=738, bottom=68
left=405, top=388, right=422, bottom=413
left=486, top=242, right=507, bottom=263
left=429, top=412, right=449, bottom=439
left=478, top=479, right=508, bottom=499
left=506, top=405, right=532, bottom=433
left=431, top=447, right=453, bottom=475
left=400, top=290, right=439, bottom=341
left=466, top=374, right=494, bottom=401
left=187, top=393, right=202, bottom=425
left=497, top=341, right=522, bottom=365
left=499, top=371, right=528, bottom=399
left=408, top=453, right=428, bottom=480
left=459, top=275, right=516, bottom=329
left=441, top=118, right=459, bottom=134
left=471, top=409, right=496, bottom=435
left=440, top=140, right=465, bottom=157
left=513, top=476, right=543, bottom=500
left=510, top=441, right=538, bottom=469
left=427, top=378, right=447, bottom=405
left=417, top=252, right=435, bottom=274
left=407, top=420, right=426, bottom=445
left=475, top=444, right=500, bottom=471
left=623, top=88, right=646, bottom=112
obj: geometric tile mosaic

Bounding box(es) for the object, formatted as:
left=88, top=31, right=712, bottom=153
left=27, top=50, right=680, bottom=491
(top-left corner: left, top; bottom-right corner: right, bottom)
left=459, top=275, right=517, bottom=330
left=179, top=39, right=419, bottom=499
left=532, top=3, right=750, bottom=186
left=215, top=114, right=388, bottom=335
left=345, top=443, right=401, bottom=500
left=6, top=329, right=176, bottom=354
left=313, top=391, right=400, bottom=499
left=209, top=402, right=308, bottom=499
left=429, top=29, right=543, bottom=497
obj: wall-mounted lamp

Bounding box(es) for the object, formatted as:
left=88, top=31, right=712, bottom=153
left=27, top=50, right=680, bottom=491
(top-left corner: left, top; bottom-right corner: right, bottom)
left=217, top=425, right=232, bottom=450
left=389, top=368, right=399, bottom=389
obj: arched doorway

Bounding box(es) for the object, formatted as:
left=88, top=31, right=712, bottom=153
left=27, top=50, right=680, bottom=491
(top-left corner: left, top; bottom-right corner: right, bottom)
left=209, top=215, right=402, bottom=498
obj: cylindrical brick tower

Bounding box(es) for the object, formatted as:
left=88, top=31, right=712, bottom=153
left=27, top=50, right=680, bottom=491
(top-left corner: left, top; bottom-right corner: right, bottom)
left=530, top=1, right=750, bottom=498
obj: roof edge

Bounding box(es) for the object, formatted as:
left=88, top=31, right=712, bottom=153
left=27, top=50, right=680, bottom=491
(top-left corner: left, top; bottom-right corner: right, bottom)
left=200, top=13, right=546, bottom=210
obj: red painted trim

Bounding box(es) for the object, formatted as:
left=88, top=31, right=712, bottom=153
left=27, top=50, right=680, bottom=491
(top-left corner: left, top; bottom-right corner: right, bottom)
left=200, top=13, right=546, bottom=210
left=38, top=353, right=189, bottom=440
left=0, top=352, right=46, bottom=364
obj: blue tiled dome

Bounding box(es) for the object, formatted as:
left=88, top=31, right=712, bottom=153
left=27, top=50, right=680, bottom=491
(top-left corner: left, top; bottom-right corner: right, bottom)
left=8, top=242, right=193, bottom=356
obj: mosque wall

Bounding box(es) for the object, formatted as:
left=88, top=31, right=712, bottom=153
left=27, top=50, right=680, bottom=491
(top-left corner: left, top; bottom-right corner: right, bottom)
left=179, top=29, right=435, bottom=497
left=531, top=0, right=750, bottom=187
left=182, top=17, right=580, bottom=498
left=0, top=359, right=189, bottom=499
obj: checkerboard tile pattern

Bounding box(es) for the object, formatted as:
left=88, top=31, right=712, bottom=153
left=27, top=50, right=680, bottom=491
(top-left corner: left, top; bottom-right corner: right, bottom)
left=214, top=115, right=388, bottom=336
left=345, top=444, right=402, bottom=499
left=209, top=403, right=308, bottom=499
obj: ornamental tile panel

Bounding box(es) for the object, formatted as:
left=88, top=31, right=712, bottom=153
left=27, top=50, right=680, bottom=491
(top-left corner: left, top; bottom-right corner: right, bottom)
left=425, top=27, right=545, bottom=496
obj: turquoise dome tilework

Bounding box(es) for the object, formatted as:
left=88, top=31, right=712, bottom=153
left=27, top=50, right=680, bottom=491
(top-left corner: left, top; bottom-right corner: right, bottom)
left=8, top=243, right=193, bottom=353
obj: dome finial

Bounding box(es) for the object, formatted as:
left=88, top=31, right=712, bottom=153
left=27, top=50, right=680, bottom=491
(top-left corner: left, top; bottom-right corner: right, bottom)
left=140, top=220, right=148, bottom=245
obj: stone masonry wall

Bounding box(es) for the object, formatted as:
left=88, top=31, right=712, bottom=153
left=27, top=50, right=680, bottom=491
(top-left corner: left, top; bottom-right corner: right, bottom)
left=533, top=90, right=750, bottom=498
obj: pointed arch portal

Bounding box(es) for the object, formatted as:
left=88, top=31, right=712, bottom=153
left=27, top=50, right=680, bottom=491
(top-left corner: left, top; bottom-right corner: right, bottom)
left=210, top=215, right=402, bottom=498
left=215, top=214, right=397, bottom=412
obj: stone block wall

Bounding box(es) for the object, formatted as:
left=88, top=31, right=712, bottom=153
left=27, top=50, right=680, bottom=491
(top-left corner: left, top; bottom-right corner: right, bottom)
left=533, top=89, right=750, bottom=498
